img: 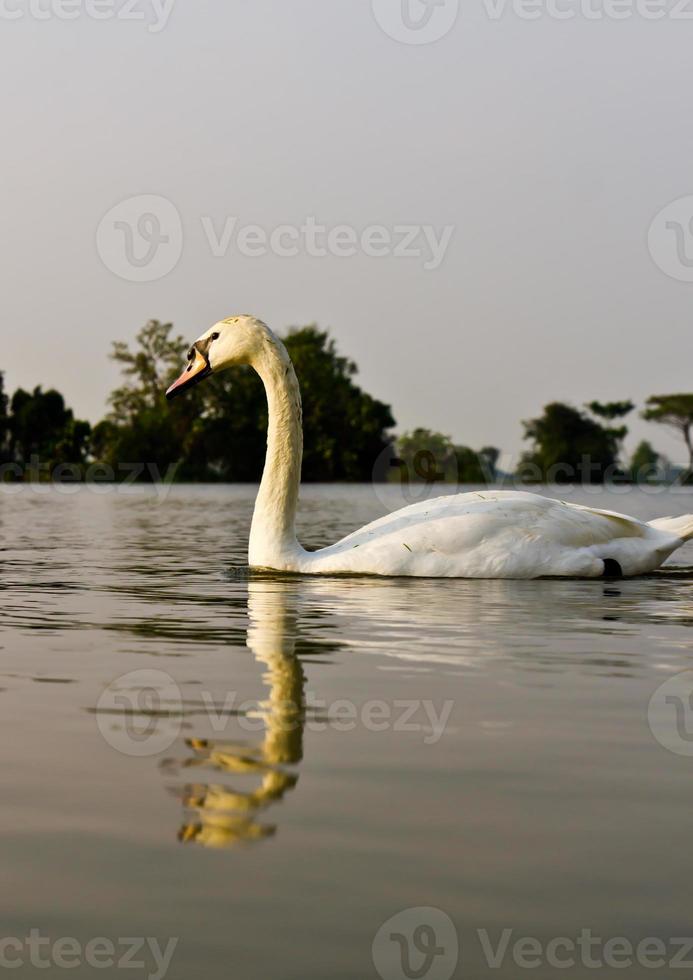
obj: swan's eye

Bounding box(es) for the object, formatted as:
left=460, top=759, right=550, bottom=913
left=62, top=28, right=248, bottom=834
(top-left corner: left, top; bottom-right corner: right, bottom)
left=211, top=332, right=220, bottom=341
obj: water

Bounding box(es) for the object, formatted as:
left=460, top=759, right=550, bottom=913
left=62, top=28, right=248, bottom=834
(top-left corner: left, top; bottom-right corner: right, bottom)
left=2, top=483, right=693, bottom=979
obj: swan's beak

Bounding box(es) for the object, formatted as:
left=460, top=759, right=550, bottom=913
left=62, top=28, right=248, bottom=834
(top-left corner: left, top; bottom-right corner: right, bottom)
left=166, top=347, right=212, bottom=400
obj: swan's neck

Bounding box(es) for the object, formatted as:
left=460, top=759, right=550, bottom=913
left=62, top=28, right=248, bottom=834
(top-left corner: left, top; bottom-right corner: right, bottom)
left=248, top=340, right=304, bottom=568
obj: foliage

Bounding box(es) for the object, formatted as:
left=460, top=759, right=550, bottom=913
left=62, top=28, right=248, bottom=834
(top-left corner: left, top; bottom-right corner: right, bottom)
left=393, top=428, right=498, bottom=484
left=93, top=320, right=203, bottom=481
left=643, top=394, right=693, bottom=482
left=287, top=326, right=395, bottom=481
left=629, top=440, right=661, bottom=483
left=9, top=386, right=91, bottom=470
left=182, top=365, right=267, bottom=482
left=586, top=400, right=634, bottom=456
left=0, top=372, right=9, bottom=464
left=587, top=400, right=635, bottom=422
left=396, top=429, right=457, bottom=483
left=454, top=445, right=499, bottom=483
left=93, top=320, right=396, bottom=482
left=7, top=323, right=691, bottom=490
left=521, top=402, right=620, bottom=483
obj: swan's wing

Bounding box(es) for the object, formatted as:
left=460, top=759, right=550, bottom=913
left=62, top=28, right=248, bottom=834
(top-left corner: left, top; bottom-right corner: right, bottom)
left=332, top=491, right=650, bottom=550
left=531, top=499, right=651, bottom=544
left=563, top=501, right=651, bottom=537
left=305, top=490, right=670, bottom=578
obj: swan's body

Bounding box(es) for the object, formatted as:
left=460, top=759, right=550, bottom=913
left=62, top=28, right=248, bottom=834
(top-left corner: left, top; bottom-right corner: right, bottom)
left=166, top=316, right=693, bottom=579
left=263, top=490, right=693, bottom=578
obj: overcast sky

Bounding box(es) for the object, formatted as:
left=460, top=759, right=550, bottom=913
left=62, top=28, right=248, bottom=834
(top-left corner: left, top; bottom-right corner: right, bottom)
left=1, top=0, right=692, bottom=465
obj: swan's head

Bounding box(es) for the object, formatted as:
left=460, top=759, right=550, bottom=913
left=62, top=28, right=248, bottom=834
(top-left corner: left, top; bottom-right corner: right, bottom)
left=165, top=315, right=273, bottom=400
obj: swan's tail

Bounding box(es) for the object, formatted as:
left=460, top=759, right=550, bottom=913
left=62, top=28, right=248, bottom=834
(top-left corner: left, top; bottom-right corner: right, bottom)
left=649, top=514, right=693, bottom=541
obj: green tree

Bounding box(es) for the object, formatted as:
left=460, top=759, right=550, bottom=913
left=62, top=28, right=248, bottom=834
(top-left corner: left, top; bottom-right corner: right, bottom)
left=586, top=400, right=634, bottom=460
left=392, top=430, right=498, bottom=485
left=629, top=440, right=661, bottom=483
left=0, top=372, right=9, bottom=464
left=394, top=429, right=457, bottom=483
left=93, top=320, right=205, bottom=480
left=96, top=320, right=396, bottom=482
left=521, top=402, right=619, bottom=483
left=188, top=366, right=267, bottom=481
left=453, top=445, right=500, bottom=483
left=587, top=400, right=635, bottom=422
left=643, top=394, right=693, bottom=483
left=10, top=386, right=91, bottom=472
left=195, top=326, right=395, bottom=481
left=285, top=326, right=395, bottom=481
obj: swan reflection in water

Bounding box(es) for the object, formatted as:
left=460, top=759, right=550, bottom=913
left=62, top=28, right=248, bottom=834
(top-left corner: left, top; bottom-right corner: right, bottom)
left=133, top=569, right=693, bottom=849
left=170, top=580, right=309, bottom=849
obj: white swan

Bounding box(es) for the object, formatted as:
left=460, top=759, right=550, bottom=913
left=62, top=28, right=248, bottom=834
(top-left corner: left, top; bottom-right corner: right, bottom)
left=166, top=315, right=693, bottom=578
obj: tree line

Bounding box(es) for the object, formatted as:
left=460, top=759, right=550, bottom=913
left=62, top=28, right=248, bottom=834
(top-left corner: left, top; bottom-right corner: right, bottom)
left=1, top=319, right=692, bottom=485
left=0, top=321, right=396, bottom=483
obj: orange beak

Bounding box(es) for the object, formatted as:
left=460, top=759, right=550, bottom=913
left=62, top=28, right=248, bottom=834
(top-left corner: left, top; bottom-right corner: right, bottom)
left=166, top=347, right=212, bottom=401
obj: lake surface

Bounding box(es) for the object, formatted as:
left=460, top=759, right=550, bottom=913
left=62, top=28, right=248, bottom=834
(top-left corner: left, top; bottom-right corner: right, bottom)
left=2, top=483, right=693, bottom=979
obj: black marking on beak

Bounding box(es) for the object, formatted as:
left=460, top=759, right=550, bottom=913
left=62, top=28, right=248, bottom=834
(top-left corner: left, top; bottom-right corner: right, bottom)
left=165, top=343, right=212, bottom=401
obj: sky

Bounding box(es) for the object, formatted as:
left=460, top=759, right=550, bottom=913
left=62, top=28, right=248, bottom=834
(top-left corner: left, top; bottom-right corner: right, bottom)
left=1, top=0, right=693, bottom=466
